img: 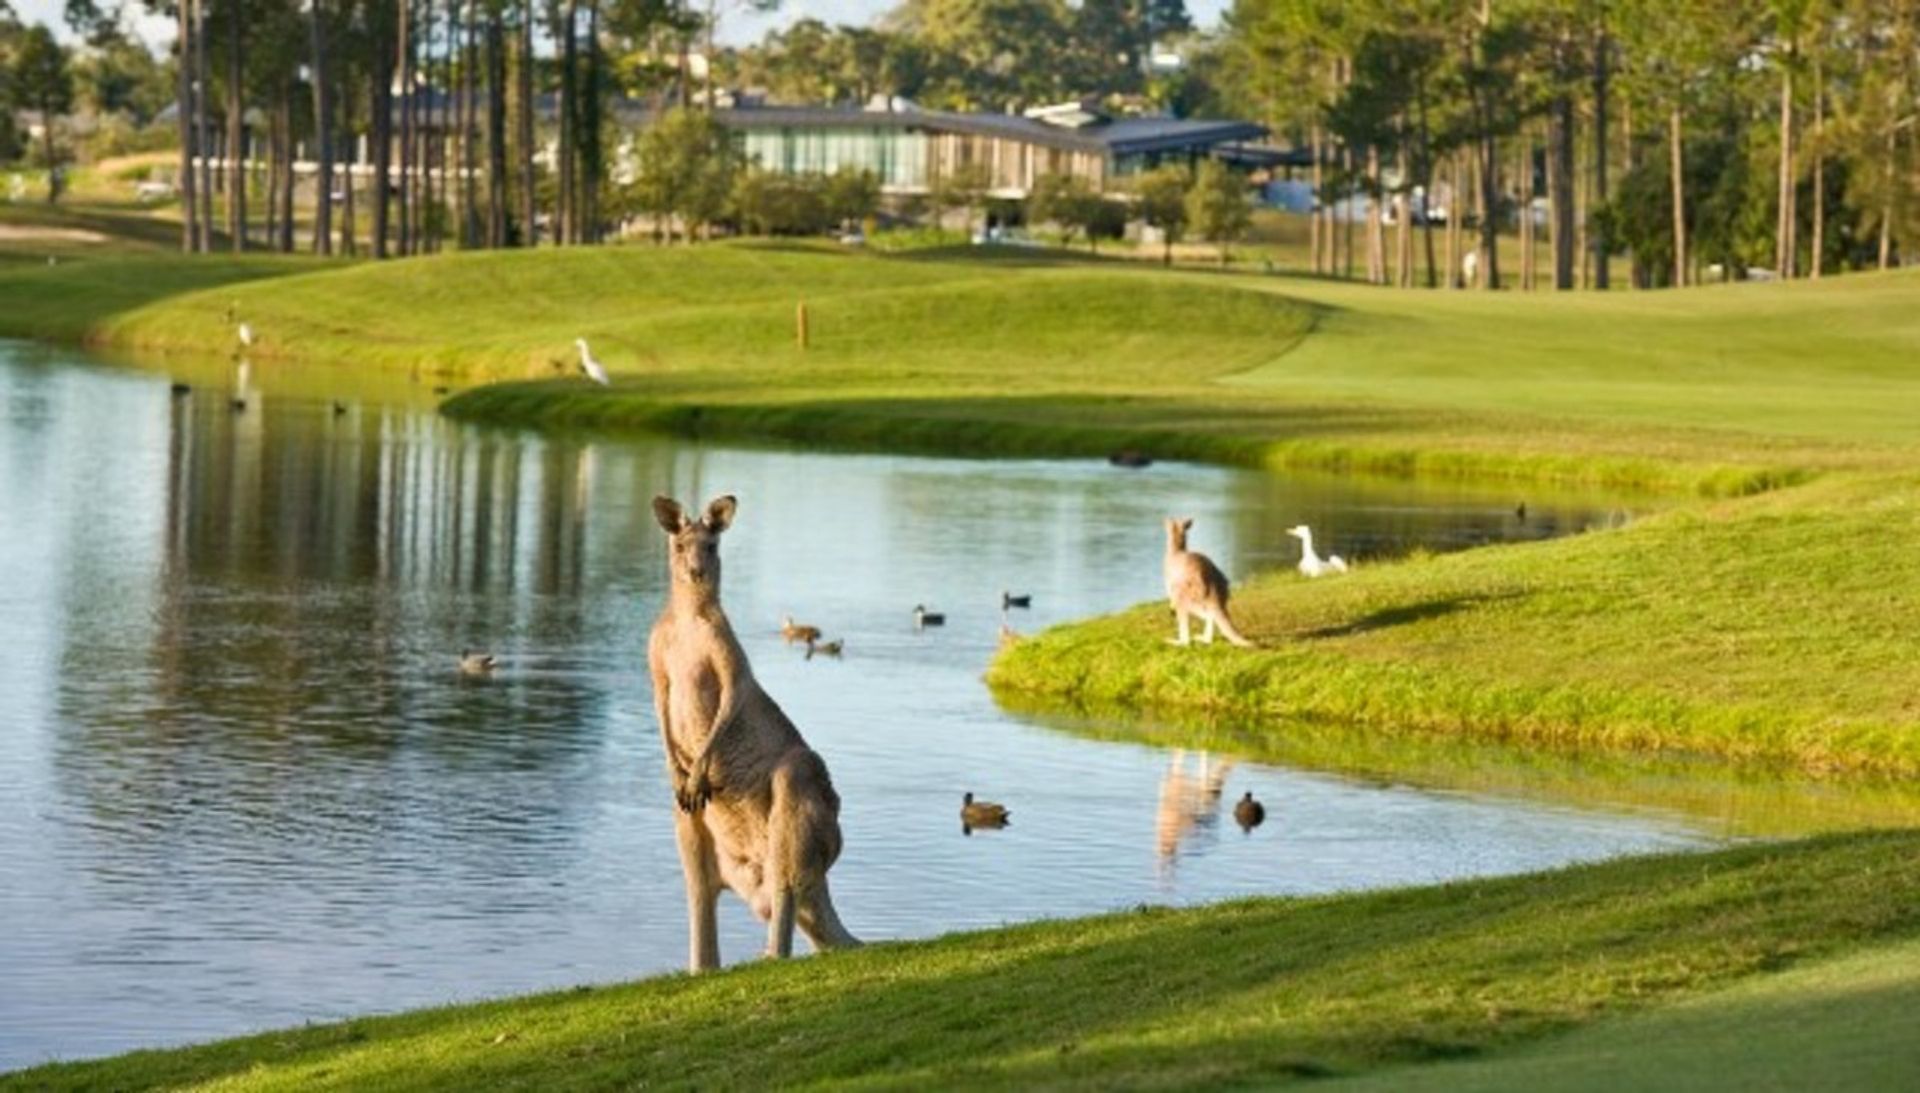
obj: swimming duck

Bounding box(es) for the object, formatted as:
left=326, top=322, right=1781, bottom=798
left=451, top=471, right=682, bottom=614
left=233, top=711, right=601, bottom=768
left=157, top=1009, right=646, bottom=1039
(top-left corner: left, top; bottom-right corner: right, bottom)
left=458, top=650, right=498, bottom=677
left=914, top=605, right=946, bottom=628
left=782, top=616, right=822, bottom=644
left=961, top=792, right=1010, bottom=829
left=806, top=637, right=843, bottom=659
left=1001, top=591, right=1032, bottom=610
left=1233, top=791, right=1266, bottom=831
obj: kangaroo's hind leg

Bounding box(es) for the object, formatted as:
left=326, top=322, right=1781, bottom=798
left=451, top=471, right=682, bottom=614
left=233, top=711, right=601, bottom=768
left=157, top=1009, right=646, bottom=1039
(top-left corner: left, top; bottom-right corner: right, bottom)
left=672, top=809, right=722, bottom=971
left=1169, top=607, right=1192, bottom=646
left=798, top=878, right=860, bottom=951
left=1201, top=613, right=1217, bottom=644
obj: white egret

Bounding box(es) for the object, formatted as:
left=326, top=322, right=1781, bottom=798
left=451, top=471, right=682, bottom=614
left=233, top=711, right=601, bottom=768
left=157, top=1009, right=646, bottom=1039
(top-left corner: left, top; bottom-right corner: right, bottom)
left=1286, top=525, right=1349, bottom=578
left=574, top=338, right=610, bottom=385
left=237, top=322, right=255, bottom=348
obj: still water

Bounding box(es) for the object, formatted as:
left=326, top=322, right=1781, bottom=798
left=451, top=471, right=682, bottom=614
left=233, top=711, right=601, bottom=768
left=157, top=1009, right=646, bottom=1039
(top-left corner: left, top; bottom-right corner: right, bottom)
left=0, top=341, right=1703, bottom=1069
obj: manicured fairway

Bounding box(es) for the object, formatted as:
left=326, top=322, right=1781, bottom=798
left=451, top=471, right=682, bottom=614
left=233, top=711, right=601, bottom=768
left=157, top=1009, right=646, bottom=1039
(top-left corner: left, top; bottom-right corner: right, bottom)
left=6, top=832, right=1917, bottom=1091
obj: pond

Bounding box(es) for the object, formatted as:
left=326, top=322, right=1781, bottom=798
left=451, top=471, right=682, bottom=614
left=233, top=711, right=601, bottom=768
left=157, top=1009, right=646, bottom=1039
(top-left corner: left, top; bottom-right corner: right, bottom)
left=0, top=340, right=1722, bottom=1068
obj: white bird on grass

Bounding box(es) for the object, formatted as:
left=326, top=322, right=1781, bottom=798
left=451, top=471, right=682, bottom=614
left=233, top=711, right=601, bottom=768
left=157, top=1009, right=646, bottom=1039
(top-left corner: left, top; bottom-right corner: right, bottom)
left=237, top=322, right=255, bottom=349
left=1287, top=524, right=1349, bottom=578
left=574, top=338, right=610, bottom=385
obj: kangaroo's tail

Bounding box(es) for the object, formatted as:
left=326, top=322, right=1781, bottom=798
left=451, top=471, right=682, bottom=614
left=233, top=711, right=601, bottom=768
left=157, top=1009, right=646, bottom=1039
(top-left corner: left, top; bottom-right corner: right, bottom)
left=1210, top=604, right=1256, bottom=648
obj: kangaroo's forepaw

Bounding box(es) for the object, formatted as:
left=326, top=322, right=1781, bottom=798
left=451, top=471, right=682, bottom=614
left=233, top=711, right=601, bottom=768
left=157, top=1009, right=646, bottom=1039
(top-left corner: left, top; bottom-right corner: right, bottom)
left=678, top=764, right=713, bottom=813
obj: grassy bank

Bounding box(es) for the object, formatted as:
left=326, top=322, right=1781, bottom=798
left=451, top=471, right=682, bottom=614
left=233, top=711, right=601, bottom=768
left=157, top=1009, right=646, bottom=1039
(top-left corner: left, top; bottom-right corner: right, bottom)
left=6, top=242, right=1917, bottom=493
left=7, top=830, right=1918, bottom=1090
left=991, top=470, right=1920, bottom=777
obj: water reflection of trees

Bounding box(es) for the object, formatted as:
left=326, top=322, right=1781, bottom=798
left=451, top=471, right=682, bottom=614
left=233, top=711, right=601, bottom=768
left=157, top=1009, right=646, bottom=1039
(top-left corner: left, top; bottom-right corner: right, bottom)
left=49, top=395, right=687, bottom=878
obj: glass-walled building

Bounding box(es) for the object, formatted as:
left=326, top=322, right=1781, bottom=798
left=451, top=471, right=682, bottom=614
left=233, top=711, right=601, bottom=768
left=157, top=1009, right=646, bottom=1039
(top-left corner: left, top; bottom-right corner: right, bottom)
left=714, top=105, right=1266, bottom=199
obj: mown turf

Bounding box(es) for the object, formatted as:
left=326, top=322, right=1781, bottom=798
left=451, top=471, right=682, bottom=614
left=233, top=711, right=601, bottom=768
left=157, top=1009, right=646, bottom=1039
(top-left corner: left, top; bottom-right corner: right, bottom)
left=1335, top=936, right=1920, bottom=1092
left=6, top=831, right=1917, bottom=1091
left=991, top=470, right=1920, bottom=777
left=5, top=242, right=1915, bottom=493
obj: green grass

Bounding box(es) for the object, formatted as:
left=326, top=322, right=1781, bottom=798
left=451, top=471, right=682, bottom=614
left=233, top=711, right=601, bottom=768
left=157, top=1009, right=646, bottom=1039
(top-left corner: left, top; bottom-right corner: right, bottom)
left=8, top=831, right=1918, bottom=1090
left=992, top=470, right=1920, bottom=777
left=1335, top=935, right=1920, bottom=1092
left=6, top=241, right=1918, bottom=494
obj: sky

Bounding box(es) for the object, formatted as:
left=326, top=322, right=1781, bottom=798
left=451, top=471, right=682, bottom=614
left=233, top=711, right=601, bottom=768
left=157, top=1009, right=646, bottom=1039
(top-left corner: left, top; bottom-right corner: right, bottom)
left=13, top=0, right=1231, bottom=53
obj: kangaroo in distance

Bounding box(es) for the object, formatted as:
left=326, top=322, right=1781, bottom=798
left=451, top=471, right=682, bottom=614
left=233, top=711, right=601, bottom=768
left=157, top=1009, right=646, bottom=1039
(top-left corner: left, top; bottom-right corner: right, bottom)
left=1163, top=517, right=1255, bottom=647
left=648, top=494, right=859, bottom=971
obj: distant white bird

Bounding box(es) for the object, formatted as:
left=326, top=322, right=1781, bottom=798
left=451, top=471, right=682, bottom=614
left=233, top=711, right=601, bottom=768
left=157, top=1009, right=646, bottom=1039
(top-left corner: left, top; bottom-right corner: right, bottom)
left=574, top=338, right=610, bottom=385
left=1287, top=525, right=1349, bottom=578
left=237, top=322, right=255, bottom=348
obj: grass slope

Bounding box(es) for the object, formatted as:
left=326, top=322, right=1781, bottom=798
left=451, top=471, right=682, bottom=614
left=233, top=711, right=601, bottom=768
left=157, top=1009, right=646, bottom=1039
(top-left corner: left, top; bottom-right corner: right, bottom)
left=7, top=831, right=1918, bottom=1091
left=992, top=470, right=1920, bottom=777
left=5, top=243, right=1917, bottom=492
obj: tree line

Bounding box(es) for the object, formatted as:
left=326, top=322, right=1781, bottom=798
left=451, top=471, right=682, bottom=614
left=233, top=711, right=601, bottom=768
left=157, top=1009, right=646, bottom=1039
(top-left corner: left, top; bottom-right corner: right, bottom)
left=1221, top=0, right=1918, bottom=287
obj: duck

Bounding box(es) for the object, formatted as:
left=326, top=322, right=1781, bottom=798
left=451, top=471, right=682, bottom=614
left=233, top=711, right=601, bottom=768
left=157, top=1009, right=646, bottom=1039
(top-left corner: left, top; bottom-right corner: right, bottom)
left=1001, top=591, right=1032, bottom=610
left=458, top=650, right=498, bottom=677
left=961, top=792, right=1010, bottom=829
left=1233, top=790, right=1266, bottom=831
left=914, top=604, right=946, bottom=628
left=169, top=382, right=192, bottom=396
left=332, top=401, right=349, bottom=416
left=1108, top=449, right=1153, bottom=468
left=781, top=615, right=822, bottom=644
left=806, top=637, right=843, bottom=659
left=1286, top=524, right=1349, bottom=578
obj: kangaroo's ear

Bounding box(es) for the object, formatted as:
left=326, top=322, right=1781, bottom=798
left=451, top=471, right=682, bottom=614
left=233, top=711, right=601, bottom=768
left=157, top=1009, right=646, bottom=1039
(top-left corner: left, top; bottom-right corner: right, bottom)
left=1180, top=518, right=1194, bottom=534
left=652, top=496, right=687, bottom=534
left=704, top=494, right=738, bottom=533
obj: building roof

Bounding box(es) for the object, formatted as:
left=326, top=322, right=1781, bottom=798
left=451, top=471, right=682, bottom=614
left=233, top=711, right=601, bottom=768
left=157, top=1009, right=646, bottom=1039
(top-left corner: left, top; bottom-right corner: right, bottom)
left=713, top=105, right=1267, bottom=158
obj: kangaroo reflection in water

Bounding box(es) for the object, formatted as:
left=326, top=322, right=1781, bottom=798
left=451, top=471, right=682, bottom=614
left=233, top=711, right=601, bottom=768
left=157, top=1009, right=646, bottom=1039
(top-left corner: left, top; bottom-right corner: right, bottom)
left=1155, top=749, right=1235, bottom=873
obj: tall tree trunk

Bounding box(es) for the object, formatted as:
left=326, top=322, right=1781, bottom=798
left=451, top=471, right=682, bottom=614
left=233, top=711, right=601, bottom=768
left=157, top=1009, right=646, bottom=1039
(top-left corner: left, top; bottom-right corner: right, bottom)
left=264, top=103, right=279, bottom=247
left=1518, top=133, right=1534, bottom=290
left=1444, top=152, right=1461, bottom=288
left=1879, top=122, right=1896, bottom=270
left=460, top=0, right=478, bottom=248
left=1309, top=124, right=1324, bottom=275
left=1810, top=60, right=1823, bottom=279
left=226, top=0, right=245, bottom=250
left=278, top=89, right=296, bottom=252
left=340, top=89, right=357, bottom=256
left=557, top=0, right=579, bottom=245
left=1669, top=105, right=1687, bottom=287
left=1591, top=28, right=1610, bottom=289
left=582, top=0, right=601, bottom=244
left=1417, top=87, right=1436, bottom=288
left=518, top=0, right=536, bottom=245
left=311, top=0, right=335, bottom=255
left=195, top=0, right=214, bottom=250
left=1550, top=85, right=1575, bottom=289
left=487, top=7, right=508, bottom=247
left=398, top=0, right=414, bottom=254
left=1775, top=46, right=1795, bottom=278
left=373, top=15, right=394, bottom=258
left=1395, top=133, right=1412, bottom=287
left=1365, top=145, right=1383, bottom=283
left=703, top=0, right=716, bottom=109
left=176, top=0, right=197, bottom=251
left=1342, top=144, right=1355, bottom=279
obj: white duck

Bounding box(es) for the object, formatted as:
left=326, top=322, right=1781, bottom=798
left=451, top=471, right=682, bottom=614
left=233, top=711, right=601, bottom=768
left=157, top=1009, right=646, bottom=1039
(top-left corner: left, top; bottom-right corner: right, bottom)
left=574, top=338, right=610, bottom=385
left=1287, top=524, right=1348, bottom=578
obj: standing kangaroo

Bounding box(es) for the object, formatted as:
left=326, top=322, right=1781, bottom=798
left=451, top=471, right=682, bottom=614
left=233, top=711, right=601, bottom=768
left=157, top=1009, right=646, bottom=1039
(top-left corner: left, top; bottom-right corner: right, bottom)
left=1163, top=517, right=1255, bottom=647
left=648, top=494, right=860, bottom=971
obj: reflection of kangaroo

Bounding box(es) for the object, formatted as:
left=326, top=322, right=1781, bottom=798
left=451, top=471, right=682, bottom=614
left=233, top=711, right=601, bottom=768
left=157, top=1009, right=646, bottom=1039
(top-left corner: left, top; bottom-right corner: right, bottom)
left=1155, top=750, right=1235, bottom=863
left=1163, top=518, right=1254, bottom=647
left=648, top=494, right=859, bottom=971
